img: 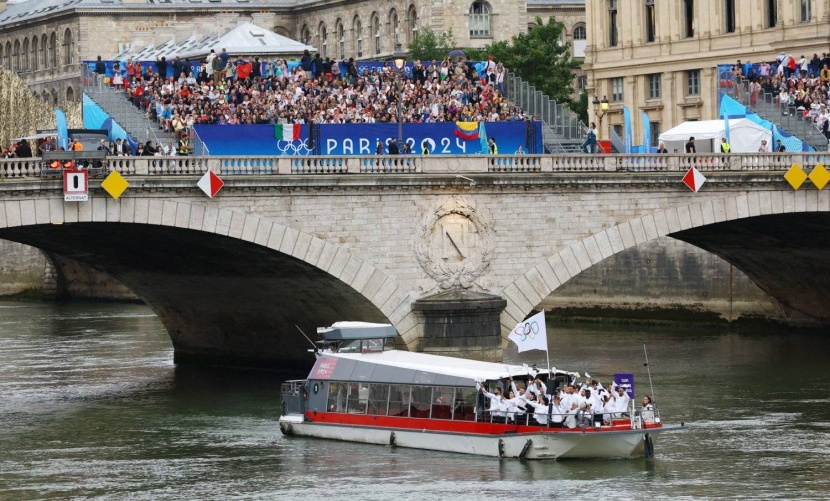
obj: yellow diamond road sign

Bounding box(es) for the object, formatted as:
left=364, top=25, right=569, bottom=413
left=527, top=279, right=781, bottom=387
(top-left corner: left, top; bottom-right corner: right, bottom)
left=808, top=163, right=830, bottom=190
left=784, top=164, right=807, bottom=190
left=101, top=170, right=129, bottom=199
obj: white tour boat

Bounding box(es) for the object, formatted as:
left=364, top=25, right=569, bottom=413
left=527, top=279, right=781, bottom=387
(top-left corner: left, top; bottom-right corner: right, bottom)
left=279, top=322, right=686, bottom=460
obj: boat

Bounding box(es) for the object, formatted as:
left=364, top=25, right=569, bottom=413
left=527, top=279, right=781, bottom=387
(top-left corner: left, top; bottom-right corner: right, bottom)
left=279, top=322, right=687, bottom=460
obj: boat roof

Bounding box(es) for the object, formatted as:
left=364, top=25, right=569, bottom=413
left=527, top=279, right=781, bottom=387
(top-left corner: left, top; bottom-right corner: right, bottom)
left=316, top=321, right=397, bottom=341
left=309, top=350, right=573, bottom=387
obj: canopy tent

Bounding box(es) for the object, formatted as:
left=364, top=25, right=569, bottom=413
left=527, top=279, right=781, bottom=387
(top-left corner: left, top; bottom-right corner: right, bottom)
left=658, top=119, right=772, bottom=153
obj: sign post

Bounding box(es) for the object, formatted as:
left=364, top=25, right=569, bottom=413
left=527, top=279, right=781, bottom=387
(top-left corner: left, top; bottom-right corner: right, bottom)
left=63, top=169, right=88, bottom=202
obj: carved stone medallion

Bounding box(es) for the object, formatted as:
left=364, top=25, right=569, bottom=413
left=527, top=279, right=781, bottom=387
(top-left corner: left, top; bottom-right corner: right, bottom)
left=414, top=196, right=494, bottom=290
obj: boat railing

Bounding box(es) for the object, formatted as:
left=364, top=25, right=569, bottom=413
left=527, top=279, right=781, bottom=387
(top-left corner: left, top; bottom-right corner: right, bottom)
left=280, top=380, right=307, bottom=416
left=480, top=410, right=653, bottom=429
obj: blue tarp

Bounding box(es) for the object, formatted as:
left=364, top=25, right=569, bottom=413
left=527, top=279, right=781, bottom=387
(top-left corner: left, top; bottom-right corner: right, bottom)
left=193, top=122, right=541, bottom=156
left=718, top=92, right=813, bottom=152
left=82, top=94, right=137, bottom=153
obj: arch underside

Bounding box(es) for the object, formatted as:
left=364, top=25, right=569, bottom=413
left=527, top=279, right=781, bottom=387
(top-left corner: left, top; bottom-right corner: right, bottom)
left=0, top=223, right=389, bottom=371
left=671, top=213, right=830, bottom=321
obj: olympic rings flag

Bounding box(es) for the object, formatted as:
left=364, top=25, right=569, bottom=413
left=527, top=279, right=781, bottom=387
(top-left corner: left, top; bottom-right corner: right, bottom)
left=507, top=311, right=548, bottom=353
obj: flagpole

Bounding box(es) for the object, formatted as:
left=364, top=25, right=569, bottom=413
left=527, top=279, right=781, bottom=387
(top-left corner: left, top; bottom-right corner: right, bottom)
left=544, top=310, right=551, bottom=375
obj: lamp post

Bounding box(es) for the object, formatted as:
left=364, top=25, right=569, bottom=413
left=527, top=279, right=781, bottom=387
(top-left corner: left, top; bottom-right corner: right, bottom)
left=592, top=95, right=609, bottom=140
left=391, top=43, right=407, bottom=146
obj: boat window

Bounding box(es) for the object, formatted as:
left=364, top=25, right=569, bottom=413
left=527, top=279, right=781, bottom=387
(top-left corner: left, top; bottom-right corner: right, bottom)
left=410, top=386, right=433, bottom=418
left=383, top=338, right=396, bottom=351
left=327, top=382, right=349, bottom=412
left=431, top=386, right=455, bottom=420
left=387, top=384, right=411, bottom=417
left=338, top=339, right=361, bottom=353
left=346, top=383, right=368, bottom=414
left=367, top=384, right=389, bottom=415
left=453, top=387, right=479, bottom=421
left=362, top=338, right=384, bottom=353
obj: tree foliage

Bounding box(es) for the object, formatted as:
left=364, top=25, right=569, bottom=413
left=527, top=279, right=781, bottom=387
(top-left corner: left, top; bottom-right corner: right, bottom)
left=407, top=28, right=456, bottom=62
left=485, top=16, right=581, bottom=106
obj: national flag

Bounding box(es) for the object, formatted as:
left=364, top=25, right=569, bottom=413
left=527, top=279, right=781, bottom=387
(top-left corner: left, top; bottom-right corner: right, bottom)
left=479, top=122, right=489, bottom=154
left=454, top=121, right=479, bottom=140
left=682, top=166, right=707, bottom=193
left=275, top=123, right=302, bottom=141
left=508, top=311, right=548, bottom=353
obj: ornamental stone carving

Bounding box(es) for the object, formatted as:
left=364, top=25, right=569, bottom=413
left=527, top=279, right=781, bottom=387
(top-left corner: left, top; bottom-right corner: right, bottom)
left=414, top=195, right=494, bottom=291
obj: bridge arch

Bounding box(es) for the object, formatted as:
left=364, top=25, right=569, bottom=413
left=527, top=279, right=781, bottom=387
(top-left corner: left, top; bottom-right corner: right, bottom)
left=501, top=189, right=830, bottom=333
left=0, top=197, right=411, bottom=369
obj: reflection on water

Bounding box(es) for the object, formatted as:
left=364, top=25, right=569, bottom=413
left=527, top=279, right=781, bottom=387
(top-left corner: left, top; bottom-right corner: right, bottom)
left=0, top=302, right=829, bottom=499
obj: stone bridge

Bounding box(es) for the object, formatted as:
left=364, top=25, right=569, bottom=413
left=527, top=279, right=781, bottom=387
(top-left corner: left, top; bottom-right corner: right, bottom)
left=0, top=152, right=828, bottom=370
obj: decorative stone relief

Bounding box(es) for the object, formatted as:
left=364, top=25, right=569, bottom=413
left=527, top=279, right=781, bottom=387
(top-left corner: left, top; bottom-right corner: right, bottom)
left=414, top=195, right=494, bottom=290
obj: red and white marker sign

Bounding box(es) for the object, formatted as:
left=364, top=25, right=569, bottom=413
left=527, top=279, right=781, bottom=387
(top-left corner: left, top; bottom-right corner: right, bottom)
left=682, top=166, right=707, bottom=193
left=197, top=170, right=224, bottom=198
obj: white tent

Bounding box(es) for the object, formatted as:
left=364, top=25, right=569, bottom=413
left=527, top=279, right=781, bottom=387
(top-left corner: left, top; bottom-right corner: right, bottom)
left=658, top=119, right=772, bottom=153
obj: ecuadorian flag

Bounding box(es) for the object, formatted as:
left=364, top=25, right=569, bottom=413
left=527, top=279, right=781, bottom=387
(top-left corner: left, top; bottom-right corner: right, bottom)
left=454, top=121, right=479, bottom=140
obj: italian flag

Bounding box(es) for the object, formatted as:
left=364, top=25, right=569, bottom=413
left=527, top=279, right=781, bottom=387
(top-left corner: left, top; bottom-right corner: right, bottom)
left=275, top=123, right=302, bottom=141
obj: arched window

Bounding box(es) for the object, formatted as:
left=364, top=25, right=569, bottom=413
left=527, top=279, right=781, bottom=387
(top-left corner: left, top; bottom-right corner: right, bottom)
left=354, top=17, right=363, bottom=58
left=22, top=38, right=29, bottom=71
left=51, top=88, right=58, bottom=105
left=41, top=90, right=49, bottom=102
left=407, top=5, right=418, bottom=43
left=336, top=20, right=345, bottom=59
left=469, top=1, right=491, bottom=37
left=63, top=28, right=74, bottom=65
left=40, top=35, right=47, bottom=69
left=300, top=25, right=311, bottom=46
left=390, top=10, right=400, bottom=47
left=66, top=86, right=74, bottom=102
left=4, top=42, right=10, bottom=69
left=372, top=14, right=380, bottom=55
left=12, top=40, right=20, bottom=71
left=0, top=44, right=3, bottom=68
left=318, top=22, right=327, bottom=58
left=30, top=37, right=38, bottom=71
left=574, top=24, right=587, bottom=40
left=49, top=33, right=57, bottom=68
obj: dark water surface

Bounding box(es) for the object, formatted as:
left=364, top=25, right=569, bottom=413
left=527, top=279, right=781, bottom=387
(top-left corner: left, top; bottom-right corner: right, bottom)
left=1, top=302, right=828, bottom=499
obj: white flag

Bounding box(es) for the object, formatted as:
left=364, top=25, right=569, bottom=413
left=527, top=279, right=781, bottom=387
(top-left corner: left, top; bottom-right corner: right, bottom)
left=508, top=311, right=548, bottom=353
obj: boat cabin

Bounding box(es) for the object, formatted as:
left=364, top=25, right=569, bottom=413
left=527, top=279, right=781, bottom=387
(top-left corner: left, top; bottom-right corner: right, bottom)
left=316, top=321, right=397, bottom=354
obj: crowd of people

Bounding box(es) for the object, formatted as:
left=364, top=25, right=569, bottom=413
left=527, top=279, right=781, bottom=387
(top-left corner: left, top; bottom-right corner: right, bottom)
left=107, top=49, right=531, bottom=148
left=479, top=375, right=653, bottom=428
left=730, top=52, right=830, bottom=140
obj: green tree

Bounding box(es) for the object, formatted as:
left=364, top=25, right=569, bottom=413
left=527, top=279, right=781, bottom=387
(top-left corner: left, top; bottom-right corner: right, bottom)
left=407, top=28, right=456, bottom=62
left=486, top=16, right=581, bottom=106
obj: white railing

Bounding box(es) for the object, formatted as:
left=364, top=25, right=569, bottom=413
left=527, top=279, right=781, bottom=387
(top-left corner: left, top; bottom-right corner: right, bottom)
left=1, top=153, right=826, bottom=180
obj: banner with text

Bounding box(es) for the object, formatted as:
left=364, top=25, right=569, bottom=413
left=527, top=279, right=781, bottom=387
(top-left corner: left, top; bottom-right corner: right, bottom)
left=613, top=373, right=635, bottom=399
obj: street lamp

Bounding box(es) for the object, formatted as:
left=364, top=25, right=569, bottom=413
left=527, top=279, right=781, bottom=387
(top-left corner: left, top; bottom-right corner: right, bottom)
left=592, top=95, right=609, bottom=140
left=390, top=43, right=407, bottom=146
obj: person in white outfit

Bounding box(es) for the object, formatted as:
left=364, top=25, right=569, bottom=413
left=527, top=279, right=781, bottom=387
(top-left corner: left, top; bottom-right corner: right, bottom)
left=479, top=383, right=508, bottom=422
left=522, top=393, right=550, bottom=426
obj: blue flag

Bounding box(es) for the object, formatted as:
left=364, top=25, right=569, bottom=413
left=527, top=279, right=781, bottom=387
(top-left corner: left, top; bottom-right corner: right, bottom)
left=479, top=122, right=489, bottom=154
left=722, top=113, right=731, bottom=144
left=55, top=108, right=69, bottom=150
left=642, top=112, right=652, bottom=153
left=622, top=106, right=633, bottom=154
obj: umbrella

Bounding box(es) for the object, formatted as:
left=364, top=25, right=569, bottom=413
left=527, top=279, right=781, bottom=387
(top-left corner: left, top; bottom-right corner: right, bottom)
left=448, top=49, right=465, bottom=58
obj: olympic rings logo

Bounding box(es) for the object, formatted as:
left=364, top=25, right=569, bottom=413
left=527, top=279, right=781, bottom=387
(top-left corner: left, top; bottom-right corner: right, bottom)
left=277, top=139, right=312, bottom=155
left=515, top=321, right=540, bottom=340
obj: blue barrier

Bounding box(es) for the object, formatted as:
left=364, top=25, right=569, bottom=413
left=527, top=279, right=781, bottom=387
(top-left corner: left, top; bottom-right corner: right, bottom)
left=192, top=122, right=541, bottom=156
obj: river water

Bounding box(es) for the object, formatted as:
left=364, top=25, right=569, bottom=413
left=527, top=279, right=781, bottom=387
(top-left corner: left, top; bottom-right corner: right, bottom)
left=0, top=301, right=828, bottom=499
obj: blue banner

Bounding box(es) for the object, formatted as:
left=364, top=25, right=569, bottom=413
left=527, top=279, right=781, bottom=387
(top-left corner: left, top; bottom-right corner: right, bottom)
left=55, top=109, right=69, bottom=150
left=622, top=106, right=633, bottom=154
left=193, top=122, right=541, bottom=156
left=613, top=373, right=635, bottom=399
left=641, top=112, right=651, bottom=153
left=82, top=95, right=137, bottom=153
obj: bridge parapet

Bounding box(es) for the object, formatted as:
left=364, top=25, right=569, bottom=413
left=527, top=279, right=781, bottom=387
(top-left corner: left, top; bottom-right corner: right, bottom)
left=2, top=153, right=828, bottom=180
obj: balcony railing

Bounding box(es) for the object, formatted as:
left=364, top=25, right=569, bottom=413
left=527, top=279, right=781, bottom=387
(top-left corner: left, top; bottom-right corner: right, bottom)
left=0, top=153, right=826, bottom=180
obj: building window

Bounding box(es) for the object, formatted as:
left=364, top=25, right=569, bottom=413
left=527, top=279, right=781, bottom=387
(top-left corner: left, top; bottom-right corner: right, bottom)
left=391, top=11, right=400, bottom=46
left=645, top=0, right=656, bottom=43
left=650, top=122, right=661, bottom=148
left=300, top=25, right=310, bottom=45
left=0, top=45, right=3, bottom=68
left=337, top=22, right=345, bottom=59
left=22, top=38, right=29, bottom=71
left=66, top=86, right=74, bottom=102
left=408, top=6, right=418, bottom=43
left=373, top=14, right=380, bottom=55
left=318, top=23, right=327, bottom=58
left=63, top=28, right=73, bottom=65
left=40, top=35, right=47, bottom=69
left=612, top=77, right=624, bottom=101
left=800, top=0, right=811, bottom=22
left=577, top=75, right=587, bottom=90
left=3, top=42, right=9, bottom=69
left=470, top=2, right=491, bottom=38
left=723, top=0, right=735, bottom=33
left=13, top=40, right=20, bottom=71
left=574, top=24, right=586, bottom=40
left=648, top=74, right=661, bottom=99
left=683, top=0, right=695, bottom=37
left=609, top=0, right=618, bottom=47
left=355, top=18, right=363, bottom=58
left=49, top=33, right=57, bottom=68
left=687, top=69, right=701, bottom=95
left=31, top=37, right=38, bottom=71
left=766, top=0, right=777, bottom=27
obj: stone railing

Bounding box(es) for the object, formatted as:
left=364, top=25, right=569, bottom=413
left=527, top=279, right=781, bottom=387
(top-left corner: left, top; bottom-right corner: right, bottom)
left=1, top=153, right=827, bottom=179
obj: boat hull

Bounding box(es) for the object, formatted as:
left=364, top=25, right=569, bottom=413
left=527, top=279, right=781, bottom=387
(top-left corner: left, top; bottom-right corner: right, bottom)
left=279, top=416, right=683, bottom=459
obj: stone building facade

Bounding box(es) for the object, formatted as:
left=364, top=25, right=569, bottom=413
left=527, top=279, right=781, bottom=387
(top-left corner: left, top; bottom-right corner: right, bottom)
left=0, top=0, right=585, bottom=106
left=584, top=0, right=830, bottom=146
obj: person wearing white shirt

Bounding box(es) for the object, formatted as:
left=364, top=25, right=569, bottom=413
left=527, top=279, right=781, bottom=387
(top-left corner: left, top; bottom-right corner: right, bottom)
left=611, top=383, right=631, bottom=418
left=479, top=384, right=508, bottom=422
left=522, top=393, right=550, bottom=426
left=549, top=394, right=568, bottom=428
